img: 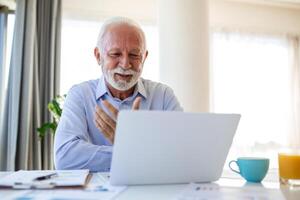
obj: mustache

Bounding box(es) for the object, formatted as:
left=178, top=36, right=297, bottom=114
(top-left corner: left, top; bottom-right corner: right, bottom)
left=111, top=66, right=137, bottom=75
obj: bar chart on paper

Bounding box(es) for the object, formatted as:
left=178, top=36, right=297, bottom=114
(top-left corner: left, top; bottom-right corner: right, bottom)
left=175, top=183, right=285, bottom=200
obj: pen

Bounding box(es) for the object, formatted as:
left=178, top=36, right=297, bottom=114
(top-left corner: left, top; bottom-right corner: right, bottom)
left=34, top=172, right=58, bottom=181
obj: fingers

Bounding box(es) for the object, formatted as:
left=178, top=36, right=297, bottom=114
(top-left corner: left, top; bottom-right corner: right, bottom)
left=94, top=97, right=141, bottom=144
left=94, top=115, right=114, bottom=144
left=102, top=100, right=118, bottom=120
left=132, top=96, right=142, bottom=110
left=95, top=105, right=116, bottom=144
left=95, top=105, right=116, bottom=129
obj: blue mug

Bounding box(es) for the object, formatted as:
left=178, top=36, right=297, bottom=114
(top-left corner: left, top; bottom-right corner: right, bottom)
left=229, top=157, right=269, bottom=182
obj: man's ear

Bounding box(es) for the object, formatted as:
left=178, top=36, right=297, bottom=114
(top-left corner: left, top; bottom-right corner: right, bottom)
left=94, top=47, right=101, bottom=65
left=142, top=50, right=148, bottom=64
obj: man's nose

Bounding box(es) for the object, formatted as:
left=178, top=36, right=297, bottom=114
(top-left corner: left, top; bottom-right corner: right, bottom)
left=119, top=55, right=131, bottom=69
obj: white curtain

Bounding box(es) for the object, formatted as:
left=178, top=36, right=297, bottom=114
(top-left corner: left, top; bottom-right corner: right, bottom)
left=0, top=6, right=8, bottom=170
left=211, top=30, right=300, bottom=167
left=288, top=36, right=300, bottom=149
left=0, top=0, right=61, bottom=171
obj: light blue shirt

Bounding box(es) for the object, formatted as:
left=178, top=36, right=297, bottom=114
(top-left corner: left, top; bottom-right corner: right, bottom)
left=54, top=76, right=182, bottom=172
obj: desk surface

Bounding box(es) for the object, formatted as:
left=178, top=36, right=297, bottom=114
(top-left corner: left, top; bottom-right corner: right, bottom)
left=1, top=169, right=299, bottom=200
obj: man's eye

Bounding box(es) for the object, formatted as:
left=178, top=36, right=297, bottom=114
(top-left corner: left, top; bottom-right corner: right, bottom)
left=130, top=54, right=140, bottom=59
left=109, top=53, right=121, bottom=57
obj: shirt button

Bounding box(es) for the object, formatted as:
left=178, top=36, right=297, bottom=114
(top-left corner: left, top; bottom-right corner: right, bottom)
left=121, top=105, right=129, bottom=110
left=120, top=101, right=130, bottom=109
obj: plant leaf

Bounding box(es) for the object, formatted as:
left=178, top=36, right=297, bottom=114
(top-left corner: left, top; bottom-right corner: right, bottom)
left=37, top=122, right=57, bottom=139
left=38, top=94, right=66, bottom=139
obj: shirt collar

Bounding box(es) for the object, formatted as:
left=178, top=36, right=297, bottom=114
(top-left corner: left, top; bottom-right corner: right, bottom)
left=95, top=76, right=108, bottom=100
left=135, top=78, right=147, bottom=99
left=95, top=76, right=147, bottom=100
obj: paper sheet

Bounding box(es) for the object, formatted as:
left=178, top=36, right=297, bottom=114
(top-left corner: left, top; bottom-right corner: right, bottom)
left=0, top=170, right=89, bottom=187
left=7, top=183, right=126, bottom=200
left=175, top=183, right=285, bottom=200
left=6, top=172, right=125, bottom=200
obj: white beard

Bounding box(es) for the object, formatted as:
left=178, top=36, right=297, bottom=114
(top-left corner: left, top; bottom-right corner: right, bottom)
left=102, top=65, right=142, bottom=91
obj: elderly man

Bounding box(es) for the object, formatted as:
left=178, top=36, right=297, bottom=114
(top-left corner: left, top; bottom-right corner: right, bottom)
left=54, top=17, right=182, bottom=172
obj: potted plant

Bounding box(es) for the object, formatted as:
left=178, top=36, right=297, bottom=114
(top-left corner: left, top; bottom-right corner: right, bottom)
left=37, top=95, right=66, bottom=139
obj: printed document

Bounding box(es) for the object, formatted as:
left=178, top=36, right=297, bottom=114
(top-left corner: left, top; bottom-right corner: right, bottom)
left=0, top=170, right=89, bottom=187
left=175, top=183, right=285, bottom=200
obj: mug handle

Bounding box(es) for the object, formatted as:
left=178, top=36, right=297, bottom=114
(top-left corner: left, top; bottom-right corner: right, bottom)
left=229, top=160, right=240, bottom=174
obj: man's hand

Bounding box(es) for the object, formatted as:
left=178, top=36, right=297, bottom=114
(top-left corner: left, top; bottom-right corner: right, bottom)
left=94, top=97, right=141, bottom=144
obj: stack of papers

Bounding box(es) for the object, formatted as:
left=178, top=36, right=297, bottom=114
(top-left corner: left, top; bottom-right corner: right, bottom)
left=2, top=172, right=127, bottom=200
left=0, top=170, right=89, bottom=188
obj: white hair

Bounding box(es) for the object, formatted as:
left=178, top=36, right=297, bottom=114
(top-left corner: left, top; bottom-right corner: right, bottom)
left=96, top=16, right=147, bottom=53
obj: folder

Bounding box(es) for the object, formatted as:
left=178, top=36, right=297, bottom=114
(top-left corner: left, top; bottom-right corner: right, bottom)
left=0, top=169, right=90, bottom=189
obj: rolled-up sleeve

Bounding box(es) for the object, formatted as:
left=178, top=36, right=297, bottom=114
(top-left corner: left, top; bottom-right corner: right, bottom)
left=54, top=85, right=112, bottom=172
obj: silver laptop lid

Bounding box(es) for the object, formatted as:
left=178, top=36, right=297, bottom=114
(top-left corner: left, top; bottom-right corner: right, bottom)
left=110, top=111, right=240, bottom=185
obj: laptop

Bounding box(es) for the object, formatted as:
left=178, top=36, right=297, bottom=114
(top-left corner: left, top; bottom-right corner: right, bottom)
left=109, top=111, right=241, bottom=185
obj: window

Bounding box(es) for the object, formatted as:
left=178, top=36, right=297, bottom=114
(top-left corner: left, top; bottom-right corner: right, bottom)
left=211, top=32, right=292, bottom=168
left=0, top=13, right=14, bottom=108
left=5, top=14, right=15, bottom=82
left=60, top=19, right=158, bottom=95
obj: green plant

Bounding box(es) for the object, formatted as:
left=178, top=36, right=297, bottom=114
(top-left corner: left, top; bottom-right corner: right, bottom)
left=37, top=94, right=66, bottom=139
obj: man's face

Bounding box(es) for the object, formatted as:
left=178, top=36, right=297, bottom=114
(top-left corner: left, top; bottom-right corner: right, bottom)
left=96, top=24, right=147, bottom=91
